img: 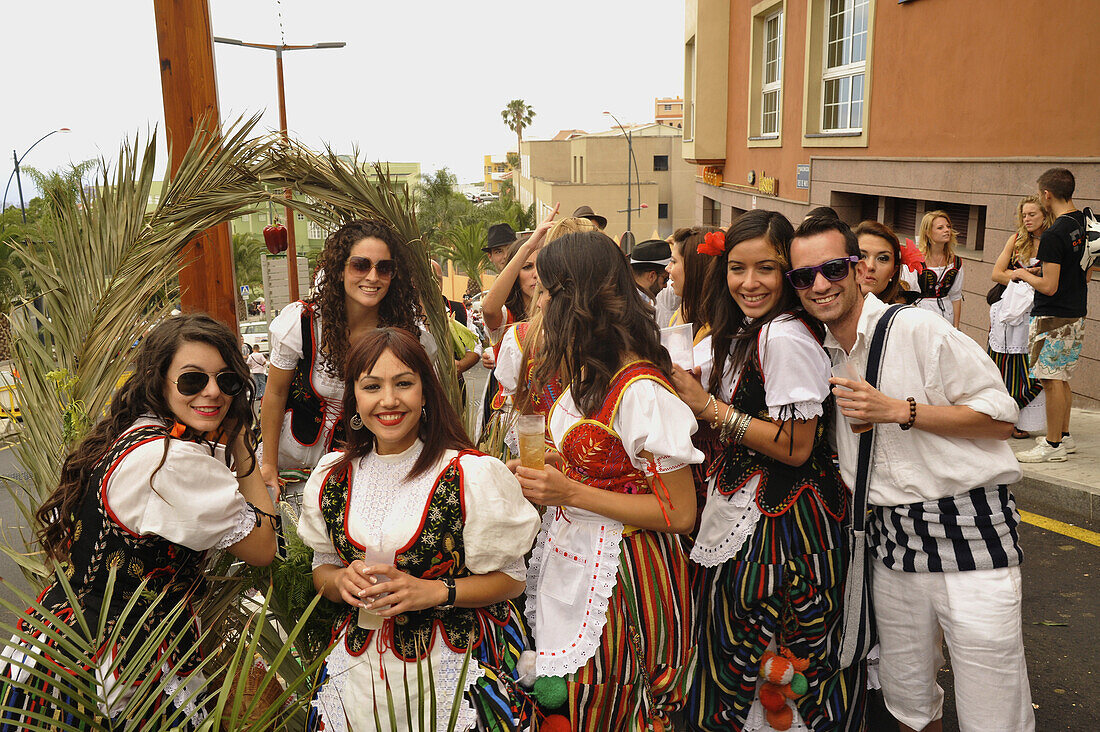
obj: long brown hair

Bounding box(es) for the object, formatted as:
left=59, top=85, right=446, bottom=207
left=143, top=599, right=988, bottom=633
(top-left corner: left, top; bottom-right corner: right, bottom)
left=1011, top=195, right=1054, bottom=265
left=36, top=314, right=256, bottom=563
left=854, top=220, right=907, bottom=304
left=311, top=219, right=424, bottom=378
left=534, top=231, right=672, bottom=417
left=707, top=210, right=803, bottom=394
left=501, top=238, right=536, bottom=321
left=670, top=226, right=720, bottom=335
left=335, top=328, right=472, bottom=479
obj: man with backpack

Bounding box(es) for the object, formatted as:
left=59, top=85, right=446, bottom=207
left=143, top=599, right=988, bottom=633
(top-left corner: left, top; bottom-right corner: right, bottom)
left=1013, top=168, right=1090, bottom=463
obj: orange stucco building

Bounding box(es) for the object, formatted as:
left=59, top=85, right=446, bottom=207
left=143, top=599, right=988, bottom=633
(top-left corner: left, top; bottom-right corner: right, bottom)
left=684, top=0, right=1100, bottom=403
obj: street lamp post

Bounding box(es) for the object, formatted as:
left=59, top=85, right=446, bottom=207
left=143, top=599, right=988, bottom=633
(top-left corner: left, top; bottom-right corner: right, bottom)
left=603, top=111, right=642, bottom=251
left=3, top=128, right=71, bottom=224
left=214, top=37, right=345, bottom=301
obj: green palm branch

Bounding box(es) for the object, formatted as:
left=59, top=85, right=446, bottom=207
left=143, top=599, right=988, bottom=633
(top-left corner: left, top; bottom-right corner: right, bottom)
left=431, top=223, right=489, bottom=293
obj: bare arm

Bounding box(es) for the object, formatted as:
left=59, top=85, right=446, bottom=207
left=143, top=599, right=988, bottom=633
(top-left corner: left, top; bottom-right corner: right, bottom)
left=482, top=205, right=558, bottom=331
left=951, top=298, right=962, bottom=329
left=455, top=350, right=480, bottom=374
left=517, top=455, right=697, bottom=534
left=1011, top=260, right=1060, bottom=296
left=226, top=434, right=278, bottom=566
left=830, top=377, right=1014, bottom=440
left=259, top=365, right=294, bottom=491
left=990, top=234, right=1017, bottom=285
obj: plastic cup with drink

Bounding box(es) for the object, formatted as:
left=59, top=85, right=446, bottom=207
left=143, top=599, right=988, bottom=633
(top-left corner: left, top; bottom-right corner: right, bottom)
left=831, top=358, right=872, bottom=434
left=516, top=414, right=547, bottom=470
left=355, top=541, right=394, bottom=630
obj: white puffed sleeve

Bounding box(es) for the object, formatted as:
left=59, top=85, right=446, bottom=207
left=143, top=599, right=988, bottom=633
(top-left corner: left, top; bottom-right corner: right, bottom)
left=493, top=325, right=525, bottom=396
left=459, top=454, right=540, bottom=581
left=298, top=452, right=345, bottom=566
left=614, top=379, right=704, bottom=474
left=758, top=315, right=832, bottom=422
left=417, top=323, right=440, bottom=363
left=268, top=300, right=308, bottom=370
left=947, top=265, right=965, bottom=302
left=104, top=438, right=252, bottom=552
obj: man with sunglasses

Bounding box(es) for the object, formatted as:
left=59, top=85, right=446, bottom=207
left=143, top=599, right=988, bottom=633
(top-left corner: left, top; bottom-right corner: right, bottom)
left=789, top=216, right=1034, bottom=732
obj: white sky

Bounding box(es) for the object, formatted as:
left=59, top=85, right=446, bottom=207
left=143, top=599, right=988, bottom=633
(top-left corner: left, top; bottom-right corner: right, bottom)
left=2, top=0, right=685, bottom=205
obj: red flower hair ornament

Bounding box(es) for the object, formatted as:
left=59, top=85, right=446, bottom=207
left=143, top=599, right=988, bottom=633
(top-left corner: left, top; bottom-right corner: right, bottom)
left=698, top=231, right=726, bottom=256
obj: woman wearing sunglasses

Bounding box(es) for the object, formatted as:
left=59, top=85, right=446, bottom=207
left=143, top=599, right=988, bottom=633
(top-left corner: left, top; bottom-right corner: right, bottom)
left=1, top=314, right=277, bottom=727
left=671, top=210, right=862, bottom=731
left=261, top=219, right=428, bottom=498
left=298, top=328, right=539, bottom=731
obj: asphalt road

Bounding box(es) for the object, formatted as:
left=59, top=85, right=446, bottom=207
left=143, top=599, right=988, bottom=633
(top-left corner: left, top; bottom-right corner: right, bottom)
left=0, top=376, right=1096, bottom=729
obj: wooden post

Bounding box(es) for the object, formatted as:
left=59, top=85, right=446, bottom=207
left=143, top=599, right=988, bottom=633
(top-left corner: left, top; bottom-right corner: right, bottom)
left=153, top=0, right=239, bottom=331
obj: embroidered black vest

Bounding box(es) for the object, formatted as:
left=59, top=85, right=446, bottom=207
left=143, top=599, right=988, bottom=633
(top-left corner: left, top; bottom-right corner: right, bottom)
left=286, top=303, right=345, bottom=451
left=24, top=424, right=210, bottom=676
left=319, top=451, right=510, bottom=661
left=917, top=255, right=962, bottom=299
left=711, top=322, right=847, bottom=520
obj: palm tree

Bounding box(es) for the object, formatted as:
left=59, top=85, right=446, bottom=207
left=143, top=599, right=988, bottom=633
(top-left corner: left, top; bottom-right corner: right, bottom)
left=500, top=99, right=536, bottom=159
left=431, top=223, right=489, bottom=295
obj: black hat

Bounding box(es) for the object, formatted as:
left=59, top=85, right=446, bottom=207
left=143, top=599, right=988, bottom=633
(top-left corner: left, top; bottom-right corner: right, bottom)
left=483, top=223, right=518, bottom=251
left=629, top=239, right=672, bottom=268
left=572, top=205, right=607, bottom=229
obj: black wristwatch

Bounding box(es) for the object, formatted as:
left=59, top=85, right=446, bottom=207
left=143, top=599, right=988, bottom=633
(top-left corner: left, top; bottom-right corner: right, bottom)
left=440, top=578, right=457, bottom=608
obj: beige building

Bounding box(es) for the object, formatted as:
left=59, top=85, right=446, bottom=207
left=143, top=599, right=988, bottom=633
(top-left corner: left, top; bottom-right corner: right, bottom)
left=514, top=123, right=695, bottom=243
left=655, top=97, right=684, bottom=128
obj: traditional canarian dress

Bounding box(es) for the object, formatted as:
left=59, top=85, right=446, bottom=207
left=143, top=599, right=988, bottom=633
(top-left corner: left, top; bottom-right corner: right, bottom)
left=527, top=361, right=703, bottom=731
left=687, top=314, right=865, bottom=732
left=298, top=441, right=540, bottom=732
left=988, top=259, right=1045, bottom=432
left=0, top=418, right=256, bottom=729
left=493, top=322, right=563, bottom=449
left=901, top=257, right=964, bottom=325
left=267, top=301, right=439, bottom=474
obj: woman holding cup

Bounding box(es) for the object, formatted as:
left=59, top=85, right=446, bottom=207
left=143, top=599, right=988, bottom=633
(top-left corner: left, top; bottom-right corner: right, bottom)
left=671, top=210, right=862, bottom=731
left=298, top=328, right=540, bottom=731
left=516, top=231, right=703, bottom=730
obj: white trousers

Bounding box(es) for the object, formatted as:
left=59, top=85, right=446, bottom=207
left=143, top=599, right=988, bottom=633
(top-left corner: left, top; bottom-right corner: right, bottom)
left=871, top=562, right=1035, bottom=732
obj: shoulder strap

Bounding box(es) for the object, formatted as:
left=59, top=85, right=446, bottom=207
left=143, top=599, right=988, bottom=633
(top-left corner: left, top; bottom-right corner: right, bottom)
left=852, top=304, right=908, bottom=532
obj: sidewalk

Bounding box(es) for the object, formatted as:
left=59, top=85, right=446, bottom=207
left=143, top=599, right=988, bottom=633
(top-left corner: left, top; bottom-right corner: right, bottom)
left=1012, top=408, right=1100, bottom=526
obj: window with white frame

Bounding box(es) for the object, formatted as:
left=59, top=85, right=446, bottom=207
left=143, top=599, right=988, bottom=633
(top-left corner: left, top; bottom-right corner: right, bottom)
left=822, top=0, right=868, bottom=132
left=308, top=221, right=329, bottom=241
left=761, top=10, right=783, bottom=136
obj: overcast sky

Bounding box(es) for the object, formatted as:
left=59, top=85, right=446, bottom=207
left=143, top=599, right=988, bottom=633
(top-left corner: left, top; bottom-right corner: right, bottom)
left=2, top=0, right=685, bottom=205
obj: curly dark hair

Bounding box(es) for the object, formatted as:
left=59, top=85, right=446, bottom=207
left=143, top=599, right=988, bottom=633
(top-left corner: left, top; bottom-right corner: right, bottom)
left=707, top=210, right=814, bottom=394
left=310, top=219, right=424, bottom=379
left=534, top=231, right=672, bottom=417
left=36, top=314, right=256, bottom=564
left=334, top=328, right=472, bottom=479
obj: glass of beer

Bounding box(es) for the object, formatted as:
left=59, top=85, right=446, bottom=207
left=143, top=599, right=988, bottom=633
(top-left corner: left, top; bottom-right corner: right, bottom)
left=831, top=358, right=872, bottom=433
left=516, top=415, right=547, bottom=470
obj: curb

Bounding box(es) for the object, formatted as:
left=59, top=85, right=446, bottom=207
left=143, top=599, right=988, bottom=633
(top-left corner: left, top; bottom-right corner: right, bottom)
left=1013, top=473, right=1099, bottom=526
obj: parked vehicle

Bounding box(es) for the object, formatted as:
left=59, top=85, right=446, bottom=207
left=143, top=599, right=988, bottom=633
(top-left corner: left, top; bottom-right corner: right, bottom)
left=239, top=321, right=270, bottom=354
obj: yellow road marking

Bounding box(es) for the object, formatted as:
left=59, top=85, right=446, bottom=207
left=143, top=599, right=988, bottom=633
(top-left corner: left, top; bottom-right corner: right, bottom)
left=1020, top=510, right=1100, bottom=548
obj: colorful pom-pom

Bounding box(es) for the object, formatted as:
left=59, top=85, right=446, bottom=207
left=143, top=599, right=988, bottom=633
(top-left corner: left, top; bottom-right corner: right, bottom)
left=789, top=672, right=808, bottom=696
left=766, top=703, right=794, bottom=731
left=533, top=675, right=568, bottom=710
left=759, top=682, right=787, bottom=712
left=540, top=713, right=571, bottom=731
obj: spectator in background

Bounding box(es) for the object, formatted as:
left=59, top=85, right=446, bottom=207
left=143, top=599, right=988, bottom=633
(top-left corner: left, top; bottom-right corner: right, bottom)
left=246, top=344, right=268, bottom=402
left=630, top=239, right=673, bottom=308
left=483, top=223, right=518, bottom=272
left=432, top=259, right=481, bottom=403
left=1013, top=168, right=1089, bottom=463
left=904, top=211, right=964, bottom=328
left=988, top=196, right=1053, bottom=440
left=855, top=220, right=918, bottom=305
left=572, top=204, right=607, bottom=232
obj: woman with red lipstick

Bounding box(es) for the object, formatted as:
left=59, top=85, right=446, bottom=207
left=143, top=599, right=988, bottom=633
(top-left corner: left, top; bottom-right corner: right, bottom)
left=517, top=231, right=703, bottom=731
left=671, top=210, right=863, bottom=731
left=0, top=314, right=277, bottom=728
left=260, top=219, right=429, bottom=500
left=298, top=328, right=540, bottom=731
left=855, top=220, right=918, bottom=305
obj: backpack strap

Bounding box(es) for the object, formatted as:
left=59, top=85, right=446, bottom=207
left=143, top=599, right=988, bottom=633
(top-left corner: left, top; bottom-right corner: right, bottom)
left=851, top=304, right=909, bottom=533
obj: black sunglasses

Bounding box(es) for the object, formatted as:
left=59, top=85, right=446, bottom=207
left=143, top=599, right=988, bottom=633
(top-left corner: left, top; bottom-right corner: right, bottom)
left=347, top=256, right=396, bottom=278
left=785, top=256, right=860, bottom=290
left=172, top=371, right=246, bottom=397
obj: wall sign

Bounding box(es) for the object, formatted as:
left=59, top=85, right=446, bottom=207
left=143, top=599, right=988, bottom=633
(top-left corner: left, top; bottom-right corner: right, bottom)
left=796, top=164, right=810, bottom=190
left=703, top=166, right=724, bottom=186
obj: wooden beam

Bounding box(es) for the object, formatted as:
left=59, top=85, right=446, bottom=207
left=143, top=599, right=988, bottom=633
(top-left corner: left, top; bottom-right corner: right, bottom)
left=153, top=0, right=239, bottom=331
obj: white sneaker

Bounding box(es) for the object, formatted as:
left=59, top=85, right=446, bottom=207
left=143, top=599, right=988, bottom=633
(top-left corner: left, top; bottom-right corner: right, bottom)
left=1036, top=434, right=1077, bottom=454
left=1017, top=440, right=1068, bottom=463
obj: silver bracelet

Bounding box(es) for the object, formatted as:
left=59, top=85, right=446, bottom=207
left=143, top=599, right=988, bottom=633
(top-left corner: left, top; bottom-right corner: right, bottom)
left=733, top=414, right=753, bottom=444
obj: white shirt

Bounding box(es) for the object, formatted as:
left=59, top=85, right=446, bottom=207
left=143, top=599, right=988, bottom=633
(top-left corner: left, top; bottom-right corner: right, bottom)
left=825, top=294, right=1021, bottom=507
left=901, top=264, right=964, bottom=324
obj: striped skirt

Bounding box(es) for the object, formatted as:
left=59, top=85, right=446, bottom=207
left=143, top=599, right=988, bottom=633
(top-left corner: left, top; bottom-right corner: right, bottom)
left=988, top=349, right=1042, bottom=410
left=566, top=530, right=696, bottom=731
left=687, top=490, right=866, bottom=732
